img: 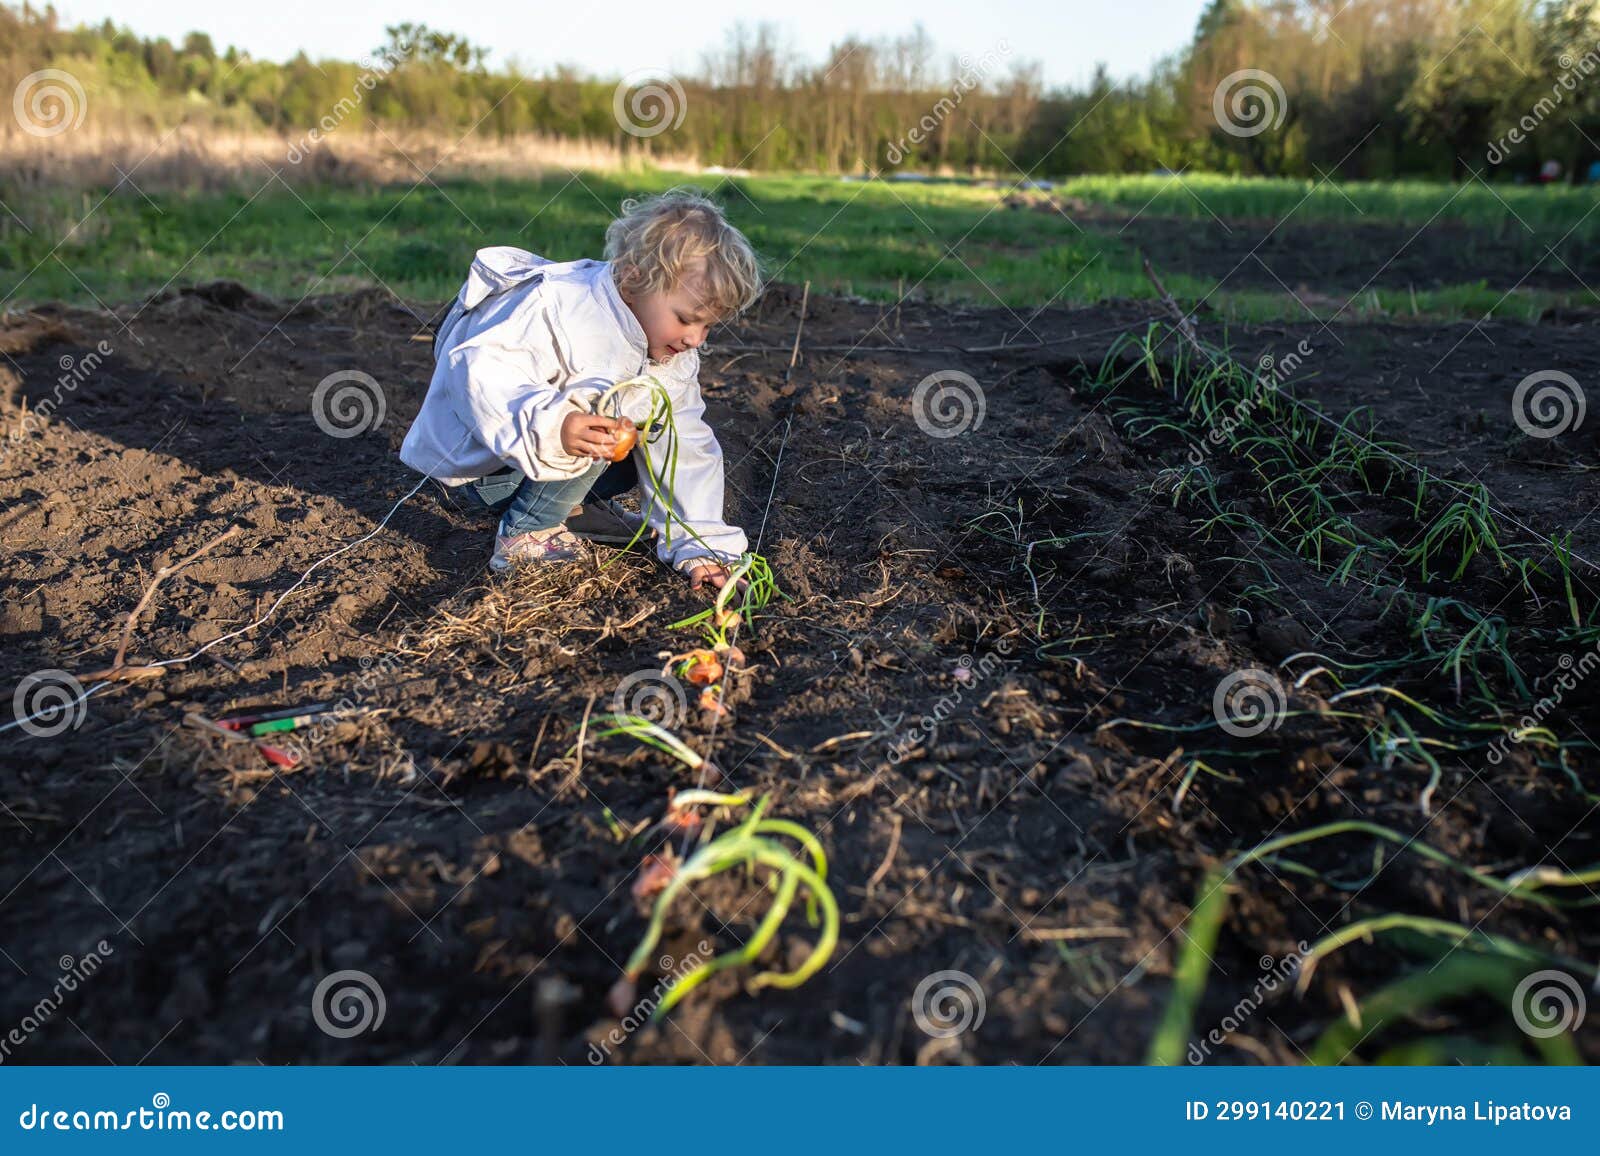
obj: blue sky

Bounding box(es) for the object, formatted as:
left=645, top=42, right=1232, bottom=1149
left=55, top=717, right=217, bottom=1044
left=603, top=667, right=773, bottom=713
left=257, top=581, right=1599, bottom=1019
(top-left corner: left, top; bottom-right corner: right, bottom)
left=57, top=0, right=1210, bottom=89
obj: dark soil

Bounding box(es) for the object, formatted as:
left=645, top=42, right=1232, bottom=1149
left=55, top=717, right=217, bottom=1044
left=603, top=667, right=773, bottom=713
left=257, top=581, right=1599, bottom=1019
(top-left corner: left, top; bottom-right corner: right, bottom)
left=2, top=276, right=1598, bottom=1065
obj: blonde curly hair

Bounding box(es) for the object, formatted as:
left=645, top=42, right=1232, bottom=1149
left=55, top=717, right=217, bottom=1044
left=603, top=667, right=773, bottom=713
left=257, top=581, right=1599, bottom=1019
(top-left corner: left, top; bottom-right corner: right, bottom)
left=605, top=187, right=763, bottom=320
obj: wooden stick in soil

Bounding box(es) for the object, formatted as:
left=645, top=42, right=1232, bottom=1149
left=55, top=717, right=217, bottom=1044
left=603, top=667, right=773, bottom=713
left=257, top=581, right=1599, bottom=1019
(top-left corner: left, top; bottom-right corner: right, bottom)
left=865, top=812, right=903, bottom=898
left=85, top=524, right=243, bottom=682
left=675, top=289, right=808, bottom=851
left=183, top=712, right=255, bottom=744
left=754, top=282, right=809, bottom=558
left=561, top=692, right=599, bottom=798
left=1140, top=256, right=1206, bottom=359
left=785, top=281, right=810, bottom=384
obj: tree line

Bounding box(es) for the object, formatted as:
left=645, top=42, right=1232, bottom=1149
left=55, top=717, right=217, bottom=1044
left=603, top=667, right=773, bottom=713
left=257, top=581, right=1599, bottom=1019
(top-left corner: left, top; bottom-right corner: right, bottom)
left=5, top=1, right=1600, bottom=180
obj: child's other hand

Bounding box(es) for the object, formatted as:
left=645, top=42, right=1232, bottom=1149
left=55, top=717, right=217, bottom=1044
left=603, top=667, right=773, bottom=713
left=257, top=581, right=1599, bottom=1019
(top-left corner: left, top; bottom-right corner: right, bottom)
left=685, top=559, right=746, bottom=593
left=562, top=412, right=629, bottom=459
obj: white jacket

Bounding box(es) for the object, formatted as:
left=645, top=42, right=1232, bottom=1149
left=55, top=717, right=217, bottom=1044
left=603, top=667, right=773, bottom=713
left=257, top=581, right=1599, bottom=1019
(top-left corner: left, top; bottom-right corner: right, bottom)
left=400, top=247, right=748, bottom=570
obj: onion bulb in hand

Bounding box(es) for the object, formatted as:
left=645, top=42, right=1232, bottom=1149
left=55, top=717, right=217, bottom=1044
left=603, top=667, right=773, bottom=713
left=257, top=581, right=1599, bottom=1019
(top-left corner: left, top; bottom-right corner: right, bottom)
left=606, top=419, right=638, bottom=462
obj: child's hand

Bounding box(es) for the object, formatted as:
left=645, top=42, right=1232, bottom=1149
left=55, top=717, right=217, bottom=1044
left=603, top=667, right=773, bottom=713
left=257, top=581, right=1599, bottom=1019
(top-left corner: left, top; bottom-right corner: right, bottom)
left=685, top=559, right=744, bottom=592
left=562, top=412, right=630, bottom=460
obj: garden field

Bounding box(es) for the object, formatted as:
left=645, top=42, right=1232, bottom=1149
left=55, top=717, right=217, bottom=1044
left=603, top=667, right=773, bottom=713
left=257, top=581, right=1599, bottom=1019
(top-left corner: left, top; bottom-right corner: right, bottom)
left=2, top=165, right=1599, bottom=1063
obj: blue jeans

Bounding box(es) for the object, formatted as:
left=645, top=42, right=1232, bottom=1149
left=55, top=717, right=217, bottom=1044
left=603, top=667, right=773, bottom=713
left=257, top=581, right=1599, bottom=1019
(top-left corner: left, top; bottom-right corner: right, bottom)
left=444, top=456, right=638, bottom=536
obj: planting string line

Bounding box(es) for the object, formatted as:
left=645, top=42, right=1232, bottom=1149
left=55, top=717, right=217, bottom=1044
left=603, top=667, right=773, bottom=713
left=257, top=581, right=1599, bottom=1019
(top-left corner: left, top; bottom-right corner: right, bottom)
left=1, top=475, right=431, bottom=736
left=754, top=407, right=795, bottom=560
left=142, top=474, right=433, bottom=670
left=716, top=311, right=1171, bottom=358
left=0, top=677, right=118, bottom=739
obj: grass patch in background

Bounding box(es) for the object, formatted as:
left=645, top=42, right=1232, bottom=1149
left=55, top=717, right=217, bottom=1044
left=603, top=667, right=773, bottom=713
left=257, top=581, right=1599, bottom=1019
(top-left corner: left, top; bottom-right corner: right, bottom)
left=2, top=168, right=1595, bottom=322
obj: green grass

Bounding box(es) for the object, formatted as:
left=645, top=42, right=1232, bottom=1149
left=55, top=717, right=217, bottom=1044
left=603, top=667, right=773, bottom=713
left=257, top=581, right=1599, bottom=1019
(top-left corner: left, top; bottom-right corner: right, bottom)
left=3, top=168, right=1597, bottom=321
left=1057, top=173, right=1600, bottom=234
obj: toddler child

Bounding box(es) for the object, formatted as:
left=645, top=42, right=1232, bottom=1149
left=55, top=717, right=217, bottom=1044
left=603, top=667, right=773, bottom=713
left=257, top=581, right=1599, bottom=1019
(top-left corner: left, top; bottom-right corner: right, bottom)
left=400, top=188, right=762, bottom=590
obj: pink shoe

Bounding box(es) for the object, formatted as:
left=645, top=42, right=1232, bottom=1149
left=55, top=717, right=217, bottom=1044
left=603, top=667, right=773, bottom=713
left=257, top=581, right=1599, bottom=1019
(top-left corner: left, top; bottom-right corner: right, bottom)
left=490, top=526, right=585, bottom=571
